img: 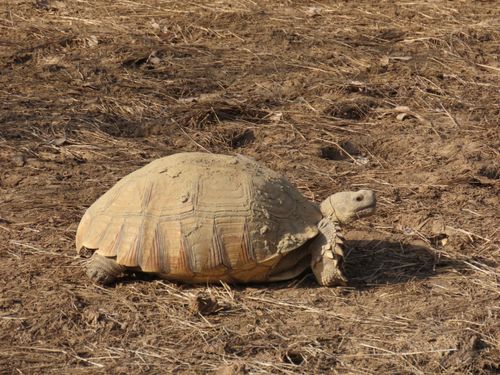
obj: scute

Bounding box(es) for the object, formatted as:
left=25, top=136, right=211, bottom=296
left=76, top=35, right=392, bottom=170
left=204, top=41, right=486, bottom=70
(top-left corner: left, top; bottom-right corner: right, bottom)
left=76, top=153, right=321, bottom=282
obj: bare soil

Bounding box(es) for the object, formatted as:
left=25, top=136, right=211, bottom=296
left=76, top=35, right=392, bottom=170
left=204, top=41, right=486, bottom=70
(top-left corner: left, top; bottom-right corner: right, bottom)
left=0, top=1, right=499, bottom=374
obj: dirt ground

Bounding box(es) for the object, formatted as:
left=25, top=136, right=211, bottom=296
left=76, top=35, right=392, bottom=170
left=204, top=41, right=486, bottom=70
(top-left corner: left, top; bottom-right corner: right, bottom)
left=0, top=0, right=499, bottom=373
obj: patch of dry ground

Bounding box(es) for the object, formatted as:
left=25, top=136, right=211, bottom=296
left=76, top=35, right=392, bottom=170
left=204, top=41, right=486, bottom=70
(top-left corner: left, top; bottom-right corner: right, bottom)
left=0, top=0, right=499, bottom=373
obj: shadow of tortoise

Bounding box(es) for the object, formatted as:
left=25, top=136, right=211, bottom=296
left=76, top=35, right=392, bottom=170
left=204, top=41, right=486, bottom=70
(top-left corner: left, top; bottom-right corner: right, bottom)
left=341, top=230, right=463, bottom=289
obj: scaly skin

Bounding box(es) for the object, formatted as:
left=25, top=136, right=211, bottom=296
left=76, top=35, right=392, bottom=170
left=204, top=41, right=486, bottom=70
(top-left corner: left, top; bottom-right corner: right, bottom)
left=311, top=190, right=376, bottom=286
left=309, top=218, right=347, bottom=286
left=86, top=253, right=126, bottom=285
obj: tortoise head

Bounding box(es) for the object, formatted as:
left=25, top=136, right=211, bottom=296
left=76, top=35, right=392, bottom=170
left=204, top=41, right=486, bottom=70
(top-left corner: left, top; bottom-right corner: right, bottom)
left=320, top=190, right=376, bottom=224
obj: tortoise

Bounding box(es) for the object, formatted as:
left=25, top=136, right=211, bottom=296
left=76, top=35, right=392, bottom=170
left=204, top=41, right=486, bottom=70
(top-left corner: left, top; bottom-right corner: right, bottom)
left=76, top=152, right=376, bottom=286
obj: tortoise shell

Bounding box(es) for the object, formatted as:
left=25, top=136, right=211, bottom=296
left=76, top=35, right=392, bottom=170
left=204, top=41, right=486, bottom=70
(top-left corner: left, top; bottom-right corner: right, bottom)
left=76, top=153, right=322, bottom=283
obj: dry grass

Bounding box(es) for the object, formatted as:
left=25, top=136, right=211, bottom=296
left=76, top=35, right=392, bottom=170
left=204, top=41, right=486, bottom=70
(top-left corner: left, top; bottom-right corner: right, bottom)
left=0, top=0, right=499, bottom=374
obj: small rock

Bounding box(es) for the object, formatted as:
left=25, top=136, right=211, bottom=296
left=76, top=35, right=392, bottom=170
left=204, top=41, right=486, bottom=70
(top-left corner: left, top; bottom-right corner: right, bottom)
left=52, top=1, right=66, bottom=9
left=86, top=35, right=99, bottom=48
left=268, top=111, right=283, bottom=123
left=189, top=292, right=220, bottom=315
left=149, top=56, right=161, bottom=66
left=150, top=20, right=160, bottom=30
left=304, top=7, right=323, bottom=17
left=216, top=363, right=247, bottom=375
left=50, top=136, right=67, bottom=146
left=11, top=154, right=26, bottom=167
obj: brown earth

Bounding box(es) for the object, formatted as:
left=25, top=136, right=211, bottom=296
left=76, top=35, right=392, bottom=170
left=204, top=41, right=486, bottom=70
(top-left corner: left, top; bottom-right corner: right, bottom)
left=0, top=0, right=499, bottom=374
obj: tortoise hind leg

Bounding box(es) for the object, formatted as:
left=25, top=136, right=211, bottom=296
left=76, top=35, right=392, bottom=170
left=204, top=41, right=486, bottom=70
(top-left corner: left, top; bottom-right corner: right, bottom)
left=268, top=249, right=310, bottom=282
left=86, top=253, right=126, bottom=285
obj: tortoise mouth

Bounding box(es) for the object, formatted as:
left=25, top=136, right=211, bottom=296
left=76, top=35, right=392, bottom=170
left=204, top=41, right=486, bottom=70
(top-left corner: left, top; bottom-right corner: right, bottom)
left=354, top=205, right=376, bottom=218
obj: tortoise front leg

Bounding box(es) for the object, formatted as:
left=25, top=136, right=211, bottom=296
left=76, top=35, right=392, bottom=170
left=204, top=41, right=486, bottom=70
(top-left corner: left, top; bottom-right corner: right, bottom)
left=86, top=253, right=126, bottom=285
left=309, top=218, right=348, bottom=286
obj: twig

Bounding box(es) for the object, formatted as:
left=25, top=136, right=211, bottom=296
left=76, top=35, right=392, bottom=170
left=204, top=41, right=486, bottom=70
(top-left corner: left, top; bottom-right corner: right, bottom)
left=347, top=344, right=458, bottom=357
left=445, top=226, right=491, bottom=242
left=439, top=103, right=459, bottom=127
left=315, top=138, right=361, bottom=164
left=9, top=241, right=73, bottom=258
left=172, top=118, right=212, bottom=153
